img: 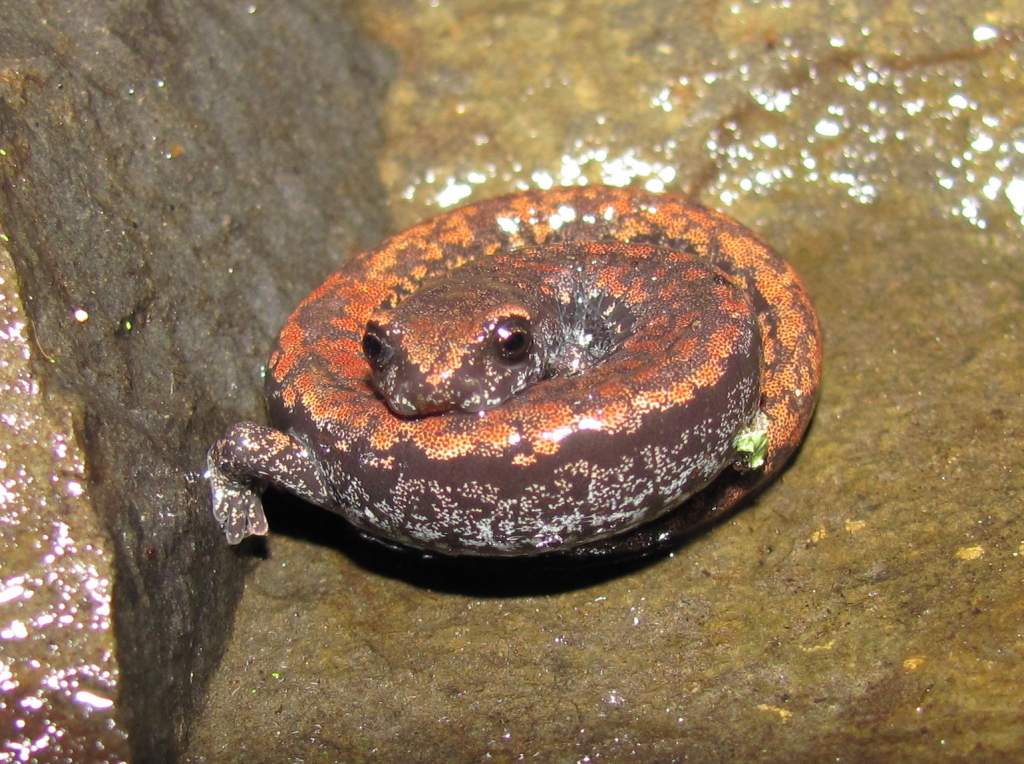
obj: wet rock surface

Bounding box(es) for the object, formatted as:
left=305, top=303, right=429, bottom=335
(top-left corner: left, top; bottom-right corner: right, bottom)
left=0, top=247, right=126, bottom=762
left=0, top=1, right=390, bottom=760
left=188, top=1, right=1024, bottom=761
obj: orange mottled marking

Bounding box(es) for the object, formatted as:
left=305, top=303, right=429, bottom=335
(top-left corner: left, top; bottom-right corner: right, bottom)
left=269, top=186, right=821, bottom=496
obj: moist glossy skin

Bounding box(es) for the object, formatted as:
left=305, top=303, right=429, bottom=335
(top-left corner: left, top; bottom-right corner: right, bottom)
left=207, top=186, right=822, bottom=559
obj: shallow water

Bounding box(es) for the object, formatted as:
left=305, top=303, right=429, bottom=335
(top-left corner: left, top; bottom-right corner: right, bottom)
left=188, top=1, right=1024, bottom=760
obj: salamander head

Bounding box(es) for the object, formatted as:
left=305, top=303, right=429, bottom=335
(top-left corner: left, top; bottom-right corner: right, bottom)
left=361, top=278, right=550, bottom=417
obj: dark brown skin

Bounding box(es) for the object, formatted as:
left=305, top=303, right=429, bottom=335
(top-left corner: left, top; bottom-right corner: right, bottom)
left=207, top=186, right=822, bottom=559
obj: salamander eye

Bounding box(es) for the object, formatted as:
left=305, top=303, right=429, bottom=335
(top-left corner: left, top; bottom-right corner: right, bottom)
left=361, top=323, right=393, bottom=371
left=494, top=316, right=532, bottom=365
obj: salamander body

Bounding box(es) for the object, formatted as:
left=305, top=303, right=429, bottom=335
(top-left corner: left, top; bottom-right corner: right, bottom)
left=207, top=186, right=821, bottom=559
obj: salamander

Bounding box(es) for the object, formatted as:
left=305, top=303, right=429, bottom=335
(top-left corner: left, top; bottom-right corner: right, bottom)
left=207, top=186, right=821, bottom=559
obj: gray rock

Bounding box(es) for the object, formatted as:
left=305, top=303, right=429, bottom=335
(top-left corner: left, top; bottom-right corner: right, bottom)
left=0, top=1, right=391, bottom=759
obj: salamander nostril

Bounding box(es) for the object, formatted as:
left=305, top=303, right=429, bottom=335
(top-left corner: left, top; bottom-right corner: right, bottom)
left=361, top=324, right=392, bottom=370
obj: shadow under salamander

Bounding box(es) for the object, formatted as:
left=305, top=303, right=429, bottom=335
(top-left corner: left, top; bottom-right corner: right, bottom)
left=239, top=485, right=760, bottom=598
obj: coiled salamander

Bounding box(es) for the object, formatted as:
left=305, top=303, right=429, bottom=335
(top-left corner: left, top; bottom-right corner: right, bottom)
left=207, top=186, right=821, bottom=559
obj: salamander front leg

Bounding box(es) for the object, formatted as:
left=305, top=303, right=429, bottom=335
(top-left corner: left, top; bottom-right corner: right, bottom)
left=206, top=422, right=332, bottom=544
